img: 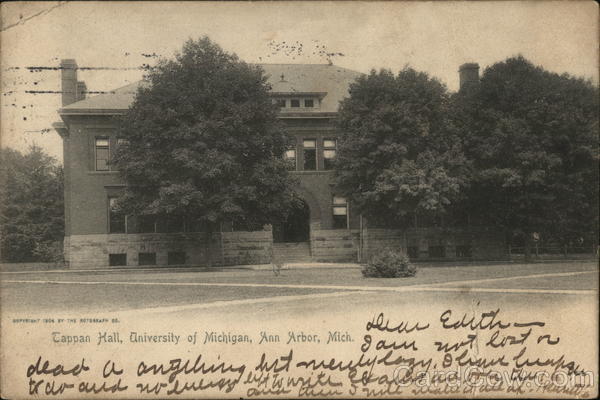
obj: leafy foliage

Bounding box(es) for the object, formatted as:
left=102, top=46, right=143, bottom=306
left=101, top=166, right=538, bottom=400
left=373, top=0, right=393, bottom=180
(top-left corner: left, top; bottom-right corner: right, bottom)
left=112, top=37, right=298, bottom=229
left=334, top=68, right=468, bottom=226
left=0, top=146, right=64, bottom=262
left=453, top=56, right=599, bottom=248
left=362, top=249, right=416, bottom=278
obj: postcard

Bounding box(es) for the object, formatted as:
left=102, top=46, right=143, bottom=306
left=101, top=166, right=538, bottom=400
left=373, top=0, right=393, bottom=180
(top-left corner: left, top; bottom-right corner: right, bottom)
left=1, top=1, right=598, bottom=398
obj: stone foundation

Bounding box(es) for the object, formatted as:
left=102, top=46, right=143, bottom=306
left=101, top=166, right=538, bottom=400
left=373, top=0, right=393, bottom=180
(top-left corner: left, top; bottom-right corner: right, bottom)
left=65, top=226, right=507, bottom=269
left=66, top=230, right=274, bottom=269
left=221, top=231, right=273, bottom=266
left=362, top=227, right=508, bottom=261
left=311, top=229, right=359, bottom=262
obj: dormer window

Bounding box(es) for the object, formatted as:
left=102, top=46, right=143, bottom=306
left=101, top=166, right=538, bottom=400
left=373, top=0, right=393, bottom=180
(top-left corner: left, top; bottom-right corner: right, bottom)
left=271, top=94, right=323, bottom=111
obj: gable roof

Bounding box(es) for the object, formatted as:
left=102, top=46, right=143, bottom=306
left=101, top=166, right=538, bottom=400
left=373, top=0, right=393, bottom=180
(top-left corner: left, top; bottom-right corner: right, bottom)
left=59, top=63, right=362, bottom=115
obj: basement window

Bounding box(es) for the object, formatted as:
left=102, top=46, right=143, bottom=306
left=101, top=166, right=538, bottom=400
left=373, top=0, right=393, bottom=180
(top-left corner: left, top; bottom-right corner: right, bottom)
left=456, top=245, right=472, bottom=258
left=429, top=245, right=446, bottom=258
left=168, top=251, right=186, bottom=265
left=138, top=252, right=156, bottom=266
left=109, top=253, right=127, bottom=266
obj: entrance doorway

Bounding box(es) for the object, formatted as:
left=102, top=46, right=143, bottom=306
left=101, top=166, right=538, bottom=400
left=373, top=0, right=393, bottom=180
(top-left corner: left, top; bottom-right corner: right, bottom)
left=273, top=200, right=310, bottom=243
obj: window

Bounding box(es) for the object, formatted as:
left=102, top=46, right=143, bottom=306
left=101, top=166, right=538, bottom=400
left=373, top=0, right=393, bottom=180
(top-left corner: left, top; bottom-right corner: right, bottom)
left=284, top=148, right=296, bottom=171
left=303, top=139, right=316, bottom=170
left=455, top=245, right=472, bottom=258
left=332, top=196, right=348, bottom=229
left=429, top=245, right=446, bottom=258
left=232, top=219, right=264, bottom=232
left=138, top=215, right=156, bottom=233
left=138, top=252, right=156, bottom=265
left=407, top=246, right=419, bottom=259
left=163, top=215, right=185, bottom=233
left=290, top=99, right=300, bottom=108
left=95, top=138, right=109, bottom=171
left=117, top=138, right=129, bottom=147
left=323, top=138, right=337, bottom=170
left=304, top=99, right=314, bottom=108
left=108, top=197, right=126, bottom=234
left=109, top=253, right=127, bottom=266
left=186, top=218, right=209, bottom=233
left=168, top=251, right=186, bottom=265
left=277, top=99, right=286, bottom=108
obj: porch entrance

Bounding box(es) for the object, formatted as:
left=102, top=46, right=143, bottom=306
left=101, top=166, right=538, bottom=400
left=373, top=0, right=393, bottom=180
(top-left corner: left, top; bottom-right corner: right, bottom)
left=273, top=199, right=310, bottom=243
left=272, top=200, right=311, bottom=262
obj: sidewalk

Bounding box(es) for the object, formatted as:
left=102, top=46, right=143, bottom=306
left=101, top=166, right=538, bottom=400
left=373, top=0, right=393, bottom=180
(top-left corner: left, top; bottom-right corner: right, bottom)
left=2, top=257, right=597, bottom=274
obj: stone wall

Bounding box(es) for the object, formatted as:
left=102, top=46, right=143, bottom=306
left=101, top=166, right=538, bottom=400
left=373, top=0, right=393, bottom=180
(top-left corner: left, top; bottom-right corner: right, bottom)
left=68, top=232, right=211, bottom=269
left=67, top=230, right=275, bottom=269
left=221, top=231, right=273, bottom=266
left=362, top=227, right=508, bottom=261
left=311, top=229, right=359, bottom=262
left=66, top=226, right=508, bottom=269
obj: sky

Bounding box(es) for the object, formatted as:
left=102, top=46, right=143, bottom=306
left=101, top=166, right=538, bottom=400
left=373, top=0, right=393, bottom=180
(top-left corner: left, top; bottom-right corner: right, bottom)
left=1, top=1, right=598, bottom=163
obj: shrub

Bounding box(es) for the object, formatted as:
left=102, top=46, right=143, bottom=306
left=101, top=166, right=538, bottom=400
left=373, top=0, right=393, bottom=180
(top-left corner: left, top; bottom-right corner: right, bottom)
left=33, top=241, right=64, bottom=264
left=362, top=249, right=417, bottom=278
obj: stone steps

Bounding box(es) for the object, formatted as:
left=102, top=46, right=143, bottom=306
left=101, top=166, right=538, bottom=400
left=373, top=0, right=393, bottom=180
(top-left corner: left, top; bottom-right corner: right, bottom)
left=272, top=241, right=312, bottom=262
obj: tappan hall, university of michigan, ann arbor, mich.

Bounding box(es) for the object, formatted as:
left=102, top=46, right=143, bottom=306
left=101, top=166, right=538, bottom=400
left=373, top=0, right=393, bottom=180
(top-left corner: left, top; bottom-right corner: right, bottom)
left=53, top=60, right=506, bottom=269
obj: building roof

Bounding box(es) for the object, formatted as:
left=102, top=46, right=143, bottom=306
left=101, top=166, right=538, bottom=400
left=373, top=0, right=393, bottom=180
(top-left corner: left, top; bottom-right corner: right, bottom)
left=60, top=63, right=362, bottom=115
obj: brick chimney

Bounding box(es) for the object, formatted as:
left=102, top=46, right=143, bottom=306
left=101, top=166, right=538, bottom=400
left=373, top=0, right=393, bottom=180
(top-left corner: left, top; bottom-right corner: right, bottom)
left=76, top=81, right=87, bottom=102
left=60, top=59, right=78, bottom=106
left=459, top=63, right=480, bottom=93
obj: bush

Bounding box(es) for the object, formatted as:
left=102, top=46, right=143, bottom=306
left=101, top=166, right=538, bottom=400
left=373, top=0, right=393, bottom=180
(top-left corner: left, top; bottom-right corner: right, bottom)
left=33, top=241, right=64, bottom=264
left=361, top=249, right=417, bottom=278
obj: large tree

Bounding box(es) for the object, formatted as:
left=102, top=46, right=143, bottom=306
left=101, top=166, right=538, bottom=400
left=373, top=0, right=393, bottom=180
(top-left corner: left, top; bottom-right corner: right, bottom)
left=0, top=146, right=64, bottom=262
left=334, top=68, right=468, bottom=227
left=453, top=56, right=599, bottom=254
left=112, top=37, right=298, bottom=239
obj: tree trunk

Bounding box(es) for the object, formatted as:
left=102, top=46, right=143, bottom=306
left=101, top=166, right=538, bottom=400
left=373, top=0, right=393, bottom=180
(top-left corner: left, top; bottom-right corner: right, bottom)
left=204, top=226, right=213, bottom=267
left=524, top=233, right=533, bottom=262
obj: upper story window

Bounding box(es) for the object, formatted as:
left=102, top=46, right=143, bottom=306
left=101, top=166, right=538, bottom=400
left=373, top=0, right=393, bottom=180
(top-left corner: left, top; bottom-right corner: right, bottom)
left=303, top=139, right=317, bottom=171
left=163, top=215, right=185, bottom=233
left=332, top=196, right=348, bottom=229
left=274, top=97, right=319, bottom=110
left=284, top=148, right=296, bottom=171
left=273, top=98, right=286, bottom=108
left=323, top=138, right=337, bottom=170
left=95, top=138, right=110, bottom=171
left=138, top=215, right=157, bottom=233
left=108, top=197, right=126, bottom=233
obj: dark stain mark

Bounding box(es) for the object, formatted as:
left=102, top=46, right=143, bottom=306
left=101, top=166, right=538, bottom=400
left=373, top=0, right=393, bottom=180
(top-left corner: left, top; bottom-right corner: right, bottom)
left=25, top=65, right=154, bottom=72
left=262, top=40, right=345, bottom=64
left=1, top=2, right=67, bottom=32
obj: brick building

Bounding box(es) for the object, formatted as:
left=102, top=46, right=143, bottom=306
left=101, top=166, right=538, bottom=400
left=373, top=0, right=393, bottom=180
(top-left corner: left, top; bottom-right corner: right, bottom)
left=54, top=59, right=506, bottom=269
